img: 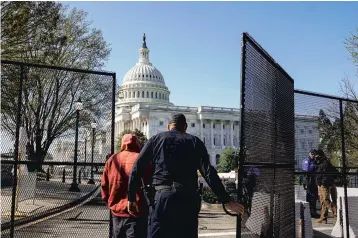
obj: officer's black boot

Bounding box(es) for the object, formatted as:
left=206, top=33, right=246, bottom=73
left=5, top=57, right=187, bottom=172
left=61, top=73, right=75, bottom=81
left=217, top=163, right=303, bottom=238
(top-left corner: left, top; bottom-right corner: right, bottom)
left=310, top=201, right=320, bottom=218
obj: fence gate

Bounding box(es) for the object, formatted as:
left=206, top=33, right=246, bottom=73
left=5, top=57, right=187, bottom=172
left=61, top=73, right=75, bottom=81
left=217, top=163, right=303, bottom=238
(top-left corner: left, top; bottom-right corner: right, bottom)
left=1, top=60, right=116, bottom=238
left=237, top=33, right=295, bottom=237
left=294, top=89, right=358, bottom=238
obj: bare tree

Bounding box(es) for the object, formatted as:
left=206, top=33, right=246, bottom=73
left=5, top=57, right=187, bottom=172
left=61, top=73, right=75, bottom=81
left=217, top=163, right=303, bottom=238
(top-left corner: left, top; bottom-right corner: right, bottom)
left=1, top=2, right=112, bottom=171
left=339, top=27, right=358, bottom=167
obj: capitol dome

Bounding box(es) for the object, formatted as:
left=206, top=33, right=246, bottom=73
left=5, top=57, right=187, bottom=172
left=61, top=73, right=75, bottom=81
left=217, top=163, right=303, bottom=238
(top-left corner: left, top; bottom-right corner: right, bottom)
left=118, top=34, right=173, bottom=106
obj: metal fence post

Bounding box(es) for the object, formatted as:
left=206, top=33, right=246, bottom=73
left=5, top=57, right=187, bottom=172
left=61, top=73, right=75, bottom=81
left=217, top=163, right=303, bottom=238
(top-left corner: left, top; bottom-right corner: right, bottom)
left=236, top=33, right=247, bottom=238
left=46, top=167, right=50, bottom=181
left=339, top=99, right=350, bottom=238
left=299, top=202, right=305, bottom=238
left=108, top=72, right=116, bottom=238
left=9, top=65, right=25, bottom=238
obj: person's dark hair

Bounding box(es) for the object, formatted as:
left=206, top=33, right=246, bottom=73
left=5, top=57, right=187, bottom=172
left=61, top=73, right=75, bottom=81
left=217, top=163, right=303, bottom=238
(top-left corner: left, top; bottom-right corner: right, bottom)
left=316, top=149, right=325, bottom=158
left=309, top=149, right=317, bottom=155
left=169, top=113, right=187, bottom=131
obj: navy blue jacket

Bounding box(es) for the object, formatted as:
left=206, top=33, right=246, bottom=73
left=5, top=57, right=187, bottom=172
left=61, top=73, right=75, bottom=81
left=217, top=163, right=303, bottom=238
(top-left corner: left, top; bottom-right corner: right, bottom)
left=128, top=129, right=231, bottom=203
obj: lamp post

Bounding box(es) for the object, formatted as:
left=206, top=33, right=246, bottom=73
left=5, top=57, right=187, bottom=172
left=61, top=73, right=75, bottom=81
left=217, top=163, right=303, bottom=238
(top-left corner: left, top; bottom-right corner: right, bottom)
left=69, top=97, right=83, bottom=192
left=88, top=122, right=97, bottom=184
left=84, top=133, right=88, bottom=177
left=84, top=137, right=87, bottom=164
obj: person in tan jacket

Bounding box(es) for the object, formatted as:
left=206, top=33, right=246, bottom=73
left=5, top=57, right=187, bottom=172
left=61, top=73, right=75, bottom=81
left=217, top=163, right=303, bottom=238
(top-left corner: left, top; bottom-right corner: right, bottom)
left=101, top=134, right=151, bottom=238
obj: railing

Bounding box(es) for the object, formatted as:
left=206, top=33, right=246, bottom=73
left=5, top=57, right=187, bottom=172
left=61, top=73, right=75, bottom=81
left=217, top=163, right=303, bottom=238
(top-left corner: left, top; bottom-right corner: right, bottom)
left=131, top=104, right=198, bottom=112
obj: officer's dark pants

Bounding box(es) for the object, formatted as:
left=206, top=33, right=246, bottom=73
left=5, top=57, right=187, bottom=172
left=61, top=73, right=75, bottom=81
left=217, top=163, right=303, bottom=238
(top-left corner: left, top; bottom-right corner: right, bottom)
left=112, top=215, right=147, bottom=238
left=148, top=188, right=199, bottom=238
left=306, top=181, right=318, bottom=212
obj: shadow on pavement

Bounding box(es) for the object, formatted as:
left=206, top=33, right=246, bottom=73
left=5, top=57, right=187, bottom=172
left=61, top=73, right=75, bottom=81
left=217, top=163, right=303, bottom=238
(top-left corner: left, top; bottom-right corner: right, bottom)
left=313, top=230, right=333, bottom=238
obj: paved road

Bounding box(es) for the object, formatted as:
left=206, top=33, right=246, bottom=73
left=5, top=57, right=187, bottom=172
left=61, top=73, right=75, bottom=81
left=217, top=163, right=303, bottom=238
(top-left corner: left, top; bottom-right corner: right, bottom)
left=4, top=193, right=252, bottom=238
left=2, top=193, right=110, bottom=238
left=312, top=216, right=335, bottom=237
left=198, top=210, right=256, bottom=238
left=3, top=195, right=334, bottom=238
left=1, top=180, right=97, bottom=226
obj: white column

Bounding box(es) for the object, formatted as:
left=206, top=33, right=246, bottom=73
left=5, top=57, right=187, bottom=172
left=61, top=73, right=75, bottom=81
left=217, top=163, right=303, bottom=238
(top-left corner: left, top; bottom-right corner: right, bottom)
left=200, top=120, right=204, bottom=141
left=141, top=118, right=144, bottom=133
left=115, top=122, right=117, bottom=136
left=146, top=118, right=150, bottom=138
left=138, top=118, right=142, bottom=132
left=143, top=120, right=147, bottom=136
left=230, top=121, right=234, bottom=146
left=210, top=120, right=214, bottom=148
left=121, top=121, right=125, bottom=134
left=221, top=121, right=224, bottom=148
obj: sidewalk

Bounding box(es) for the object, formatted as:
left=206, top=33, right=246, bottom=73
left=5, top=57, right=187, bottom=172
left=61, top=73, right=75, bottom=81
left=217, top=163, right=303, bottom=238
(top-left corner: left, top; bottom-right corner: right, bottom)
left=1, top=178, right=99, bottom=230
left=200, top=201, right=335, bottom=237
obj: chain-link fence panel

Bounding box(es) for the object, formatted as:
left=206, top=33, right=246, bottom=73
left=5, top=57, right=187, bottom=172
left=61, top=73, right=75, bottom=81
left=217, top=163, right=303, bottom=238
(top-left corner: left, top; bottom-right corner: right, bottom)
left=1, top=60, right=115, bottom=238
left=342, top=100, right=358, bottom=171
left=294, top=90, right=358, bottom=237
left=294, top=92, right=341, bottom=171
left=240, top=168, right=275, bottom=238
left=239, top=33, right=295, bottom=238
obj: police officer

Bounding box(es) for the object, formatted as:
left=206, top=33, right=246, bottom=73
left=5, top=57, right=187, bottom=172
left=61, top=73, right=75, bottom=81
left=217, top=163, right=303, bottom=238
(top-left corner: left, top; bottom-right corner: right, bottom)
left=127, top=113, right=244, bottom=238
left=301, top=149, right=319, bottom=218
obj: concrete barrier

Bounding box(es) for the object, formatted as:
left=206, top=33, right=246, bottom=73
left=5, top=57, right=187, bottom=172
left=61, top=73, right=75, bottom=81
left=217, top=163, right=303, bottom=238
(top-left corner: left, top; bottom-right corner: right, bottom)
left=295, top=185, right=307, bottom=201
left=295, top=200, right=313, bottom=238
left=331, top=187, right=358, bottom=238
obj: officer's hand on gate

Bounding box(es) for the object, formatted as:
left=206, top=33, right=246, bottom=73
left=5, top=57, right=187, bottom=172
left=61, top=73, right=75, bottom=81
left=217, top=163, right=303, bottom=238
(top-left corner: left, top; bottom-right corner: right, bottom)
left=128, top=201, right=139, bottom=215
left=225, top=201, right=245, bottom=216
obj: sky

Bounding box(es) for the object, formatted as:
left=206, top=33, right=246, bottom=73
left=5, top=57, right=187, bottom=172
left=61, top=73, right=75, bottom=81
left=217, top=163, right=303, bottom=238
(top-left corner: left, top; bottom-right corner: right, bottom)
left=64, top=1, right=358, bottom=109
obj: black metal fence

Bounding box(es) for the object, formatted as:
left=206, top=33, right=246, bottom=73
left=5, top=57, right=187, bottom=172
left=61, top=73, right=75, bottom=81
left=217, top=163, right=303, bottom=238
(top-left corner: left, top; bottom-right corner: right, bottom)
left=238, top=32, right=296, bottom=238
left=294, top=89, right=358, bottom=238
left=2, top=42, right=358, bottom=238
left=1, top=60, right=116, bottom=238
left=238, top=32, right=358, bottom=238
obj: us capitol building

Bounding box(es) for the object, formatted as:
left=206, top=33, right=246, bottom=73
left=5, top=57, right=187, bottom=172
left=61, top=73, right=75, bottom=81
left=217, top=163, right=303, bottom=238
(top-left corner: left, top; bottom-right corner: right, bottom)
left=115, top=34, right=240, bottom=166
left=115, top=34, right=319, bottom=167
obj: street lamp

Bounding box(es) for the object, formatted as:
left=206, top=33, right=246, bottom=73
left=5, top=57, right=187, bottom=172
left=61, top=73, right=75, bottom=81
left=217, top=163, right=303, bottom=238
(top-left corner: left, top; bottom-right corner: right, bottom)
left=88, top=121, right=97, bottom=184
left=84, top=136, right=87, bottom=165
left=83, top=131, right=88, bottom=177
left=69, top=97, right=83, bottom=192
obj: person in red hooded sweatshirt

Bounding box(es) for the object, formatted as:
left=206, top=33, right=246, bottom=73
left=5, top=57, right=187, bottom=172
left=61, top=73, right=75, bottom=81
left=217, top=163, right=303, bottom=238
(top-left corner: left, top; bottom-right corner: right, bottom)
left=101, top=134, right=150, bottom=238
